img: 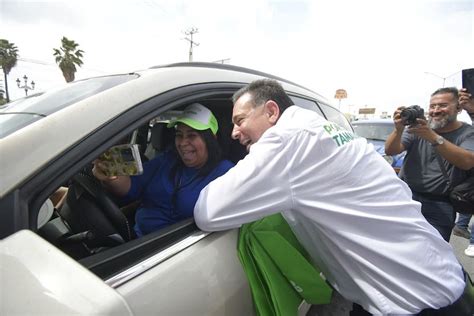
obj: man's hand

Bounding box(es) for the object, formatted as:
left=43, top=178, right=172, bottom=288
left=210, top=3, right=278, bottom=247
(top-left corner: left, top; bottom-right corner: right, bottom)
left=459, top=88, right=474, bottom=114
left=406, top=118, right=438, bottom=143
left=385, top=107, right=407, bottom=156
left=393, top=106, right=406, bottom=132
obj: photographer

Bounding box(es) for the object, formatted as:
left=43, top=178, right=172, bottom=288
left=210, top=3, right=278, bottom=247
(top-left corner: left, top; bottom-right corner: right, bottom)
left=385, top=87, right=474, bottom=241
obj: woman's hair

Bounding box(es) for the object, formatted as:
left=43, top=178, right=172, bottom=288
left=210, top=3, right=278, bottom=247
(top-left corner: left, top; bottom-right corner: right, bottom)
left=169, top=128, right=222, bottom=181
left=196, top=128, right=223, bottom=176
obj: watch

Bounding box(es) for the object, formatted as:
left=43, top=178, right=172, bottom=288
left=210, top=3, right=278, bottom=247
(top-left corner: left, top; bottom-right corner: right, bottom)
left=431, top=135, right=445, bottom=147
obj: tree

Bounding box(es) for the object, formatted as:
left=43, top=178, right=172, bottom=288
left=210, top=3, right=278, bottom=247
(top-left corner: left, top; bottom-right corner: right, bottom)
left=53, top=36, right=84, bottom=83
left=0, top=86, right=6, bottom=106
left=0, top=39, right=19, bottom=103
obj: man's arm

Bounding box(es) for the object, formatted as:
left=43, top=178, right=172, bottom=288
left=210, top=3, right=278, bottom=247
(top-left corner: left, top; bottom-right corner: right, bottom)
left=194, top=134, right=292, bottom=231
left=408, top=119, right=474, bottom=170
left=385, top=107, right=407, bottom=155
left=433, top=139, right=474, bottom=170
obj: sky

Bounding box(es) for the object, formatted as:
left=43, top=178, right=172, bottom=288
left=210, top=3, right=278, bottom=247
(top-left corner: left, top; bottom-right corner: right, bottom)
left=1, top=0, right=473, bottom=119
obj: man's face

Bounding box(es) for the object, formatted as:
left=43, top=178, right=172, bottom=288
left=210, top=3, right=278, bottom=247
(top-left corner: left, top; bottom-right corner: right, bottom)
left=428, top=93, right=458, bottom=130
left=231, top=93, right=274, bottom=151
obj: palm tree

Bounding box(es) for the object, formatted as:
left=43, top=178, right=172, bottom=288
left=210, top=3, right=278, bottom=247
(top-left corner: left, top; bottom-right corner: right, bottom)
left=0, top=86, right=6, bottom=106
left=0, top=39, right=19, bottom=103
left=53, top=36, right=84, bottom=83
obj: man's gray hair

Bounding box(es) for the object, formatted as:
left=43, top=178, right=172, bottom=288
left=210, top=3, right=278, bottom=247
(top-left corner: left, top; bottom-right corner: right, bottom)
left=232, top=79, right=294, bottom=113
left=431, top=87, right=459, bottom=105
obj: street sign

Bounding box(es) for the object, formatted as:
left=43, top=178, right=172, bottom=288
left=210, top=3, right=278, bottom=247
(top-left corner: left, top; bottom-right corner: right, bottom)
left=358, top=108, right=376, bottom=114
left=334, top=89, right=347, bottom=99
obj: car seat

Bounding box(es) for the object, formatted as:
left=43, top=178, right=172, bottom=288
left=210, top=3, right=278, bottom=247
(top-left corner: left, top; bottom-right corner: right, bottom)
left=145, top=123, right=176, bottom=160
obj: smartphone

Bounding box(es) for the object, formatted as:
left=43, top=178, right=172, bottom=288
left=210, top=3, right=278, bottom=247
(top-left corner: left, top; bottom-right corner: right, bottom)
left=462, top=68, right=474, bottom=97
left=99, top=144, right=144, bottom=176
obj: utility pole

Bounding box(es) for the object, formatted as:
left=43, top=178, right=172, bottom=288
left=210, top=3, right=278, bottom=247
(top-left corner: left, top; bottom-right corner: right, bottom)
left=183, top=27, right=199, bottom=62
left=212, top=58, right=231, bottom=64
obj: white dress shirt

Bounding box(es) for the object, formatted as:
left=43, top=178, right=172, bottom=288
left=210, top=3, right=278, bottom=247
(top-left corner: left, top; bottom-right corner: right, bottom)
left=195, top=106, right=464, bottom=314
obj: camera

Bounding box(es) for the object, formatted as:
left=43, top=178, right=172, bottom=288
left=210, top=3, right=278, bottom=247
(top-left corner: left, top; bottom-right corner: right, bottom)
left=400, top=105, right=424, bottom=126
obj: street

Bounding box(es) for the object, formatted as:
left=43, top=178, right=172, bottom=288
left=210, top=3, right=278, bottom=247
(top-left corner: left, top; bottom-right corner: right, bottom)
left=308, top=216, right=473, bottom=315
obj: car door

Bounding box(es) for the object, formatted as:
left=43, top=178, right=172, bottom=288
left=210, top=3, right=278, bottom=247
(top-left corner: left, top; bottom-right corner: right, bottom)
left=0, top=82, right=254, bottom=315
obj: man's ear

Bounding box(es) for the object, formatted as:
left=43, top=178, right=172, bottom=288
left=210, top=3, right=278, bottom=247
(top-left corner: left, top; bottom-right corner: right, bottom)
left=265, top=100, right=280, bottom=124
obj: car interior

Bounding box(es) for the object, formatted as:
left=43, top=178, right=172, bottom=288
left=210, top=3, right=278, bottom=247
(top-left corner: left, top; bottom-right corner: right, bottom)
left=35, top=96, right=248, bottom=279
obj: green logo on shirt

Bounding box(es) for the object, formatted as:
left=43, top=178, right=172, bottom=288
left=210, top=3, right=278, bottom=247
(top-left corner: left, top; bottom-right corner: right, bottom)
left=323, top=122, right=356, bottom=147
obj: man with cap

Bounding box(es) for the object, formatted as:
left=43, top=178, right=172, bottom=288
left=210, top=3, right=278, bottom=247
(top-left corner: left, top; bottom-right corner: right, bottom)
left=93, top=103, right=234, bottom=237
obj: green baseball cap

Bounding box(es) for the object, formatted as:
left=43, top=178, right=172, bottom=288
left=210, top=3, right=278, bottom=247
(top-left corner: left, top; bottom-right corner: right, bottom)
left=167, top=103, right=218, bottom=135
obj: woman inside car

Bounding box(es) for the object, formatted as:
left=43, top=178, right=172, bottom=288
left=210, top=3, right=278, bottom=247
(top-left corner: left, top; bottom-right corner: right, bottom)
left=93, top=103, right=234, bottom=237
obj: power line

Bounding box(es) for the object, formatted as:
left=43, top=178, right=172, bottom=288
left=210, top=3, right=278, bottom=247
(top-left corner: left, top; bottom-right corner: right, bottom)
left=18, top=57, right=54, bottom=66
left=17, top=57, right=109, bottom=74
left=142, top=0, right=167, bottom=14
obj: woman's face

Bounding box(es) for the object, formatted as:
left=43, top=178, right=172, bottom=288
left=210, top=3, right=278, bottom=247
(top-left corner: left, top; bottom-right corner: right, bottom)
left=175, top=123, right=208, bottom=168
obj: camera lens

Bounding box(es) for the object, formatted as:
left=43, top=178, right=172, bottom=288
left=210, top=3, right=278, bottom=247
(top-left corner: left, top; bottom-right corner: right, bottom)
left=401, top=105, right=424, bottom=125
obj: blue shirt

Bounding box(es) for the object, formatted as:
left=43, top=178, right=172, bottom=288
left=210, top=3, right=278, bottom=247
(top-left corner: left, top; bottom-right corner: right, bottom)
left=125, top=151, right=234, bottom=237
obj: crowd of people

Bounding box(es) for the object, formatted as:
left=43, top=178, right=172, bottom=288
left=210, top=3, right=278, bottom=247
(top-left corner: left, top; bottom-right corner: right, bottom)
left=93, top=80, right=473, bottom=315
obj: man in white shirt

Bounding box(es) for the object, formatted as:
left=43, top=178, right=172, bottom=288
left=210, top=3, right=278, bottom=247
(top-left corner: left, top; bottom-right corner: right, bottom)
left=194, top=79, right=471, bottom=315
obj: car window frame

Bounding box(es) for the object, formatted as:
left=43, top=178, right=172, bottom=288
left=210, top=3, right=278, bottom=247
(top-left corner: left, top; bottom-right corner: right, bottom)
left=289, top=95, right=325, bottom=117
left=1, top=82, right=244, bottom=278
left=317, top=101, right=354, bottom=132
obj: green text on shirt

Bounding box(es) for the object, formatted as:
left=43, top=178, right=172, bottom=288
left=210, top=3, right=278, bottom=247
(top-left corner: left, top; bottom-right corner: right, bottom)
left=323, top=122, right=356, bottom=147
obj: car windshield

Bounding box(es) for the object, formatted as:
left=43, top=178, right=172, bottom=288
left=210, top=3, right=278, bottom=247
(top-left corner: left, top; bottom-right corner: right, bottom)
left=353, top=122, right=393, bottom=141
left=0, top=74, right=138, bottom=138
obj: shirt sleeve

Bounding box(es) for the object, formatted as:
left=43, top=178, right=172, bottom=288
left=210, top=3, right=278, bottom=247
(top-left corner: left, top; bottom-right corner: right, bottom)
left=194, top=131, right=293, bottom=231
left=460, top=128, right=474, bottom=152
left=401, top=129, right=414, bottom=149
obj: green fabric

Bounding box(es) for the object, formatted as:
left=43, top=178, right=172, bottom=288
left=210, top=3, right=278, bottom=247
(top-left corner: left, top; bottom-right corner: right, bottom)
left=238, top=213, right=332, bottom=316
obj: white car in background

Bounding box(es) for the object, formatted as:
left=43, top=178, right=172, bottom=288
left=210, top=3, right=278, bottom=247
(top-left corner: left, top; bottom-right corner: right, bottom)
left=352, top=119, right=406, bottom=173
left=0, top=62, right=352, bottom=315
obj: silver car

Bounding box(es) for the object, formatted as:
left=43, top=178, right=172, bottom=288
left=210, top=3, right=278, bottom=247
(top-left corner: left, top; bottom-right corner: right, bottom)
left=0, top=62, right=352, bottom=315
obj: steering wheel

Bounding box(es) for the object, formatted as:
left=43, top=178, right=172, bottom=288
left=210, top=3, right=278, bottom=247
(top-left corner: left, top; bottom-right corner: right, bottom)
left=61, top=172, right=133, bottom=246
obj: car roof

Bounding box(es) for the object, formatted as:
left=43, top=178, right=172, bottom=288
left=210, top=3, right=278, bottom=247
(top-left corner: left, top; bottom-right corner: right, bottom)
left=352, top=119, right=394, bottom=125
left=0, top=63, right=331, bottom=197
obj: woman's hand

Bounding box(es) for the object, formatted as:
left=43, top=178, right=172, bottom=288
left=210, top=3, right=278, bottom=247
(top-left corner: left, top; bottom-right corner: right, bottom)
left=92, top=159, right=131, bottom=196
left=92, top=159, right=118, bottom=182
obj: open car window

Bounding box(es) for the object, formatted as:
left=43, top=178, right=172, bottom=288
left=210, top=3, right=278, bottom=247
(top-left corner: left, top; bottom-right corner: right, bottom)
left=32, top=92, right=246, bottom=280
